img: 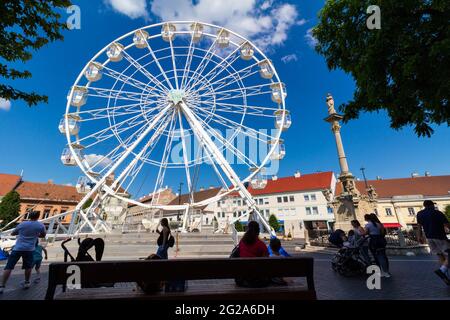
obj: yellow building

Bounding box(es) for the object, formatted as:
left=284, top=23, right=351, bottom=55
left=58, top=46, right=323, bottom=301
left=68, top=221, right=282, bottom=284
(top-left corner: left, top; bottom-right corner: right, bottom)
left=340, top=174, right=450, bottom=230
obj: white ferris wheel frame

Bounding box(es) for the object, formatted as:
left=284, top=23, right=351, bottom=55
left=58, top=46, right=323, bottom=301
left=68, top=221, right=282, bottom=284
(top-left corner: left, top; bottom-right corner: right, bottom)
left=64, top=21, right=288, bottom=230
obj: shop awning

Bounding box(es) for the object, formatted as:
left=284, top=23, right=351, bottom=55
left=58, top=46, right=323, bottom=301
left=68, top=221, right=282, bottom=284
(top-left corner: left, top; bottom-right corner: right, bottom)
left=383, top=223, right=402, bottom=228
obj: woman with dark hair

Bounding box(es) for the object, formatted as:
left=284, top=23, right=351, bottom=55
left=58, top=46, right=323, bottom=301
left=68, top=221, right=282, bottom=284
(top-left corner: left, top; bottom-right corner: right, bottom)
left=239, top=221, right=268, bottom=257
left=235, top=221, right=270, bottom=288
left=156, top=218, right=171, bottom=259
left=351, top=219, right=370, bottom=264
left=364, top=214, right=390, bottom=277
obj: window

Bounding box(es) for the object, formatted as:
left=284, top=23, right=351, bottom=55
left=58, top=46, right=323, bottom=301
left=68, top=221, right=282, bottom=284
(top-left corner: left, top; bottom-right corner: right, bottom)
left=277, top=197, right=282, bottom=203
left=258, top=198, right=264, bottom=205
left=283, top=196, right=288, bottom=203
left=385, top=208, right=393, bottom=216
left=304, top=195, right=310, bottom=201
left=407, top=208, right=415, bottom=216
left=289, top=195, right=295, bottom=202
left=312, top=207, right=319, bottom=215
left=327, top=206, right=333, bottom=214
left=306, top=207, right=312, bottom=215
left=311, top=194, right=317, bottom=201
left=233, top=212, right=237, bottom=218
left=237, top=200, right=242, bottom=206
left=43, top=208, right=51, bottom=219
left=264, top=198, right=269, bottom=205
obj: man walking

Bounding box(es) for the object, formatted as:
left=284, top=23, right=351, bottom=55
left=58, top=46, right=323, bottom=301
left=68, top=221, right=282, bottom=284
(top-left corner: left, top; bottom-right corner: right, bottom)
left=417, top=200, right=450, bottom=285
left=0, top=211, right=46, bottom=293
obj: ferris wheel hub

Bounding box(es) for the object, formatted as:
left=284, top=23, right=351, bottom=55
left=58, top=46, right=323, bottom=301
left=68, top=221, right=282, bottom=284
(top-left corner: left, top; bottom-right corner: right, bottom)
left=168, top=89, right=186, bottom=105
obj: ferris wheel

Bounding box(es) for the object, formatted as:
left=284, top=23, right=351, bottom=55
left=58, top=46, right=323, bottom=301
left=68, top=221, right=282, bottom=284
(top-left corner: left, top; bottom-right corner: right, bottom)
left=59, top=21, right=291, bottom=234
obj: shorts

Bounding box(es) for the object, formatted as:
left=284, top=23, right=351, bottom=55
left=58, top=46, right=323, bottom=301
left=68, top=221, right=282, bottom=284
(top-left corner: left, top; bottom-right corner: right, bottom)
left=4, top=250, right=33, bottom=270
left=427, top=238, right=450, bottom=255
left=22, top=259, right=42, bottom=270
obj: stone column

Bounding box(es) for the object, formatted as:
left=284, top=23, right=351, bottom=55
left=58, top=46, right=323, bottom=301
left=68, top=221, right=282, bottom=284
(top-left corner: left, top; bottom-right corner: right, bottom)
left=322, top=93, right=380, bottom=231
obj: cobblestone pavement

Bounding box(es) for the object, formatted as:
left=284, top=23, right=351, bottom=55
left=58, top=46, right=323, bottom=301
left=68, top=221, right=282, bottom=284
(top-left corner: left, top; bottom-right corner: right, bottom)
left=0, top=252, right=449, bottom=300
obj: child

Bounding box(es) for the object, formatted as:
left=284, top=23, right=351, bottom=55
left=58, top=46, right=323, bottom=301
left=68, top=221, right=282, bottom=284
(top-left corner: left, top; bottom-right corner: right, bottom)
left=269, top=237, right=290, bottom=257
left=31, top=239, right=47, bottom=284
left=343, top=230, right=355, bottom=248
left=268, top=238, right=290, bottom=285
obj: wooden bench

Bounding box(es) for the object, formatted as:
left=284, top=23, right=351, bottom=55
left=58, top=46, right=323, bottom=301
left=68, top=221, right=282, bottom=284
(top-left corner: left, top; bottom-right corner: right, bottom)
left=45, top=257, right=316, bottom=300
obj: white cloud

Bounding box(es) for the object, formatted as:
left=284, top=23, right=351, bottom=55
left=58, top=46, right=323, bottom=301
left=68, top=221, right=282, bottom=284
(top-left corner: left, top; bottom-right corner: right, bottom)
left=305, top=28, right=318, bottom=48
left=104, top=0, right=148, bottom=19
left=149, top=0, right=301, bottom=50
left=281, top=53, right=298, bottom=64
left=0, top=98, right=11, bottom=111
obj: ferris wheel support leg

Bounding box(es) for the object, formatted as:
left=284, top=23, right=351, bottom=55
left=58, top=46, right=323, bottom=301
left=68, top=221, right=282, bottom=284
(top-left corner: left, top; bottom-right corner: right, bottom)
left=181, top=207, right=190, bottom=233
left=70, top=105, right=171, bottom=234
left=179, top=102, right=275, bottom=236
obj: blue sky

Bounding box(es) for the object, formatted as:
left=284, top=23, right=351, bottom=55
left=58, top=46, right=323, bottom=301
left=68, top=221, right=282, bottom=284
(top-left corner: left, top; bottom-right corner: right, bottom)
left=0, top=0, right=448, bottom=195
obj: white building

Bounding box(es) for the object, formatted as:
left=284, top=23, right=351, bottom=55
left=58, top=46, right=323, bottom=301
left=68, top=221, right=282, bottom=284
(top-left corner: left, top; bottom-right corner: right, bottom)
left=209, top=171, right=337, bottom=237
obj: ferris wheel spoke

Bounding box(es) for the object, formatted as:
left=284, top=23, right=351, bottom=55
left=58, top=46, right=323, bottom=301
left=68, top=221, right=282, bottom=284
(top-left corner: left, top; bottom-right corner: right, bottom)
left=180, top=33, right=196, bottom=89
left=121, top=51, right=169, bottom=94
left=187, top=45, right=241, bottom=91
left=142, top=38, right=175, bottom=90
left=183, top=35, right=220, bottom=90
left=150, top=110, right=178, bottom=205
left=77, top=108, right=151, bottom=148
left=204, top=101, right=277, bottom=118
left=101, top=64, right=166, bottom=96
left=196, top=59, right=260, bottom=93
left=169, top=38, right=179, bottom=89
left=179, top=101, right=264, bottom=220
left=111, top=114, right=171, bottom=194
left=87, top=86, right=156, bottom=103
left=192, top=111, right=258, bottom=168
left=193, top=107, right=276, bottom=143
left=91, top=125, right=151, bottom=176
left=72, top=101, right=154, bottom=121
left=177, top=110, right=194, bottom=201
left=72, top=104, right=172, bottom=214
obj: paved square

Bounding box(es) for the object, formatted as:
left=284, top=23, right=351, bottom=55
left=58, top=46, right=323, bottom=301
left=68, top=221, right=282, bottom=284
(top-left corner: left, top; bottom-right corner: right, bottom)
left=1, top=252, right=449, bottom=300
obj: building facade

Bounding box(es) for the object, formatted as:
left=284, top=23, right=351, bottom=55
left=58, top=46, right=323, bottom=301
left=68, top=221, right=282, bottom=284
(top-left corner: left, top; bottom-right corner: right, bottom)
left=209, top=171, right=337, bottom=237
left=339, top=174, right=450, bottom=230
left=0, top=173, right=82, bottom=224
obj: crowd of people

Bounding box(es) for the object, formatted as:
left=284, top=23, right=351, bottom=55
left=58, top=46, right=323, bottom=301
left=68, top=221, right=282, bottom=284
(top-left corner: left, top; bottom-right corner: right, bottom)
left=0, top=200, right=448, bottom=294
left=329, top=200, right=449, bottom=284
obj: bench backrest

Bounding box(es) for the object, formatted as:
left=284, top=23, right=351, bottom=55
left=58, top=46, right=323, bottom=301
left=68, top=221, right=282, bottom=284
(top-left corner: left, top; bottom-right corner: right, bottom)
left=46, top=257, right=315, bottom=300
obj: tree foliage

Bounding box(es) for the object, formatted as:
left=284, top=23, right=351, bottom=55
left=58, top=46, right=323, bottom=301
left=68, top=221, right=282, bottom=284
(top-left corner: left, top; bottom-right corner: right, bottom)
left=313, top=0, right=450, bottom=137
left=0, top=0, right=71, bottom=106
left=81, top=197, right=93, bottom=210
left=445, top=204, right=450, bottom=222
left=268, top=214, right=280, bottom=232
left=234, top=220, right=244, bottom=232
left=0, top=191, right=21, bottom=227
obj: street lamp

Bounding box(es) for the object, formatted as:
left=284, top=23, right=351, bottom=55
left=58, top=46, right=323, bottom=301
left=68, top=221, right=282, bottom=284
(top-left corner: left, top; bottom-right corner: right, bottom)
left=177, top=182, right=184, bottom=221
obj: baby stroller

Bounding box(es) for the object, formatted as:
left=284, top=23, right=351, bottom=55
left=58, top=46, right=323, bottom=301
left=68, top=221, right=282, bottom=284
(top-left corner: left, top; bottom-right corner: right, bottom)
left=61, top=237, right=113, bottom=289
left=331, top=237, right=370, bottom=277
left=61, top=237, right=105, bottom=262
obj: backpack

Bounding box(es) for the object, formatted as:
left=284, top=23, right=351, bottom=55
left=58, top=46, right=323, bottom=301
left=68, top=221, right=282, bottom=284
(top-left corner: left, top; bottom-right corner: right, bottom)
left=230, top=245, right=240, bottom=258
left=157, top=231, right=175, bottom=247
left=167, top=234, right=175, bottom=248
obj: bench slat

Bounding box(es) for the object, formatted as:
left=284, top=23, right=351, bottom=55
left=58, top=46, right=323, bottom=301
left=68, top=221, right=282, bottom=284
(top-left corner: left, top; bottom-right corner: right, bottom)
left=46, top=257, right=316, bottom=300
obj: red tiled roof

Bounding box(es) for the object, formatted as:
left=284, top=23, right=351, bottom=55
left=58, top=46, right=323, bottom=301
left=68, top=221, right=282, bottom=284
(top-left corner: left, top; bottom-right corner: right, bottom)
left=248, top=171, right=334, bottom=195
left=168, top=187, right=222, bottom=206
left=0, top=173, right=22, bottom=196
left=335, top=175, right=450, bottom=198
left=15, top=181, right=82, bottom=203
